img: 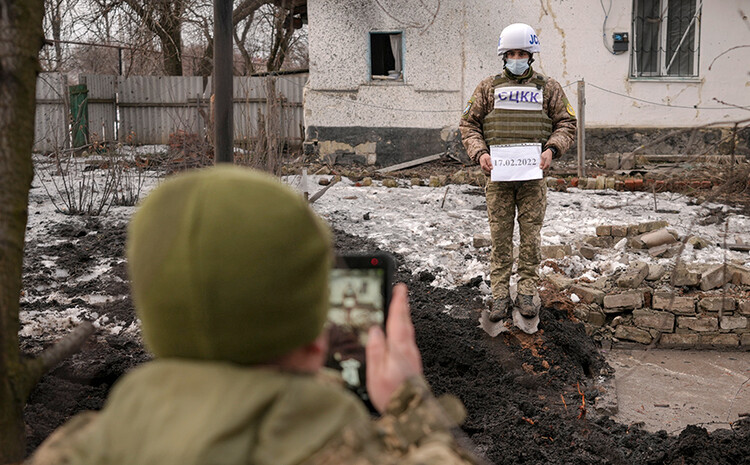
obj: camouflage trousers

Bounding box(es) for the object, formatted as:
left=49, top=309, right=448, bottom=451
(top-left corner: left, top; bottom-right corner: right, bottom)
left=485, top=178, right=547, bottom=299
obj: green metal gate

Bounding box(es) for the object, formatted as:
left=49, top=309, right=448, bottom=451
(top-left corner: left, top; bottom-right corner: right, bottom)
left=69, top=84, right=89, bottom=149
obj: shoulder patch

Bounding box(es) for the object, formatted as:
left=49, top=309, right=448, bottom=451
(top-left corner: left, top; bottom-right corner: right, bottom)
left=563, top=97, right=576, bottom=117
left=462, top=97, right=475, bottom=117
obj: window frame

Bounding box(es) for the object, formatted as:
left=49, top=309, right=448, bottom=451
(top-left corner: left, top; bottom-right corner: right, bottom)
left=368, top=31, right=405, bottom=83
left=630, top=0, right=702, bottom=80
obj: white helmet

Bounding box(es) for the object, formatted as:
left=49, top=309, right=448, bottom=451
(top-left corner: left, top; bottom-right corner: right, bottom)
left=497, top=23, right=540, bottom=56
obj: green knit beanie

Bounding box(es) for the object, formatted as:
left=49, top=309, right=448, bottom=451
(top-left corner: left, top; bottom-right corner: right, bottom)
left=126, top=166, right=331, bottom=365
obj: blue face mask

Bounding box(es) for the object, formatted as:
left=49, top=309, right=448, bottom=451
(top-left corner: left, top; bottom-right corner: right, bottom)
left=505, top=58, right=529, bottom=76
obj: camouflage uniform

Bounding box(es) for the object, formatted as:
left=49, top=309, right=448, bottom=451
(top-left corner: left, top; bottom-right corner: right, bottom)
left=26, top=361, right=483, bottom=465
left=460, top=68, right=576, bottom=299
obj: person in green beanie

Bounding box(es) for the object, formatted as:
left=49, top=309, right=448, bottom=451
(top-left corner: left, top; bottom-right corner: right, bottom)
left=27, top=166, right=484, bottom=465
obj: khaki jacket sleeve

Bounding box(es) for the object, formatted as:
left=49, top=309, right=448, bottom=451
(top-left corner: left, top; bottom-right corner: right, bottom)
left=305, top=377, right=486, bottom=465
left=459, top=77, right=495, bottom=164
left=543, top=78, right=577, bottom=157
left=24, top=412, right=99, bottom=465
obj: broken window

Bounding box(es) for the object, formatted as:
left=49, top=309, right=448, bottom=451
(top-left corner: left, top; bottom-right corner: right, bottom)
left=370, top=32, right=403, bottom=81
left=631, top=0, right=701, bottom=78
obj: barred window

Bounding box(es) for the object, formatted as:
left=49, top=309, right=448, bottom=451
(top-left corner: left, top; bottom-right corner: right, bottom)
left=631, top=0, right=701, bottom=78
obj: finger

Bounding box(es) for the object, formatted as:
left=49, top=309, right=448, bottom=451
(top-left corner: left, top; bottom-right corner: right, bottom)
left=366, top=325, right=385, bottom=377
left=385, top=283, right=414, bottom=342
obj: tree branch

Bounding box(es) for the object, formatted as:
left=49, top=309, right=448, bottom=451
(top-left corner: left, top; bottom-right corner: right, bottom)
left=21, top=321, right=96, bottom=398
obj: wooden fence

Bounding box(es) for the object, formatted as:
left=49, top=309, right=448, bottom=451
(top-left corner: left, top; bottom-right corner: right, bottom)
left=33, top=72, right=307, bottom=153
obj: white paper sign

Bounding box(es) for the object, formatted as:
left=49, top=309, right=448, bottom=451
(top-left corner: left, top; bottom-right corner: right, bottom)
left=494, top=86, right=543, bottom=111
left=490, top=143, right=543, bottom=182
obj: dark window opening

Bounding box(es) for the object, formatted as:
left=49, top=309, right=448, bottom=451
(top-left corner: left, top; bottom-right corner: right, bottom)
left=370, top=32, right=402, bottom=80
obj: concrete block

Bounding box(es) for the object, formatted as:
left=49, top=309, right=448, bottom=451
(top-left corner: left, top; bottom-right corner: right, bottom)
left=698, top=296, right=736, bottom=313
left=411, top=177, right=423, bottom=186
left=583, top=235, right=614, bottom=248
left=640, top=228, right=677, bottom=248
left=591, top=276, right=610, bottom=290
left=652, top=292, right=695, bottom=314
left=587, top=309, right=606, bottom=326
left=663, top=244, right=682, bottom=258
left=739, top=300, right=750, bottom=316
left=361, top=177, right=373, bottom=186
left=616, top=261, right=649, bottom=289
left=699, top=333, right=739, bottom=347
left=596, top=176, right=606, bottom=190
left=720, top=315, right=748, bottom=330
left=603, top=291, right=643, bottom=311
left=677, top=316, right=719, bottom=332
left=611, top=225, right=628, bottom=237
left=742, top=333, right=750, bottom=347
left=473, top=234, right=492, bottom=248
left=640, top=220, right=669, bottom=233
left=570, top=285, right=605, bottom=306
left=595, top=225, right=612, bottom=237
left=547, top=273, right=574, bottom=291
left=620, top=153, right=635, bottom=170
left=700, top=264, right=732, bottom=291
left=542, top=244, right=572, bottom=259
left=629, top=236, right=646, bottom=249
left=382, top=178, right=398, bottom=188
left=728, top=264, right=750, bottom=286
left=614, top=325, right=652, bottom=344
left=661, top=333, right=700, bottom=346
left=606, top=177, right=616, bottom=189
left=672, top=264, right=700, bottom=287
left=646, top=264, right=666, bottom=281
left=579, top=245, right=599, bottom=260
left=605, top=153, right=620, bottom=170
left=647, top=243, right=669, bottom=257
left=633, top=309, right=675, bottom=332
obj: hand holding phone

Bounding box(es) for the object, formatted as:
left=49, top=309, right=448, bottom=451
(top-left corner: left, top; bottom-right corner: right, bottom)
left=366, top=283, right=424, bottom=413
left=326, top=252, right=394, bottom=406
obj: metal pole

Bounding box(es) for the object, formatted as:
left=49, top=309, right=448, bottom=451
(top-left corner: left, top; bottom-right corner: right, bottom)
left=214, top=0, right=233, bottom=163
left=577, top=79, right=586, bottom=178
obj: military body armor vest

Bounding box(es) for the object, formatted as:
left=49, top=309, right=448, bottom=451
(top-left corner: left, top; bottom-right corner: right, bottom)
left=483, top=71, right=552, bottom=146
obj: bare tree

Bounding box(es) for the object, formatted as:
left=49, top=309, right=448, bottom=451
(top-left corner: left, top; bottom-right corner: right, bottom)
left=0, top=2, right=96, bottom=460
left=186, top=0, right=306, bottom=77
left=94, top=0, right=187, bottom=75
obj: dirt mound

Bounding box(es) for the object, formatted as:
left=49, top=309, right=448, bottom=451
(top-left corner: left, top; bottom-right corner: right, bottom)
left=21, top=224, right=750, bottom=463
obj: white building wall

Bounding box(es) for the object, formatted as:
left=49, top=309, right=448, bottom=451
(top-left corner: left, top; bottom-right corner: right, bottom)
left=305, top=0, right=749, bottom=162
left=306, top=0, right=462, bottom=129
left=477, top=0, right=750, bottom=128
left=307, top=0, right=749, bottom=129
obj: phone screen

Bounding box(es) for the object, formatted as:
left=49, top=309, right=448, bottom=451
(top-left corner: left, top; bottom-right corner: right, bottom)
left=325, top=254, right=393, bottom=405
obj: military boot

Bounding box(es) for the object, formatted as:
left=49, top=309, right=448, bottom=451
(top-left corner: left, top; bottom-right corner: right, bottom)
left=489, top=296, right=510, bottom=322
left=517, top=294, right=539, bottom=318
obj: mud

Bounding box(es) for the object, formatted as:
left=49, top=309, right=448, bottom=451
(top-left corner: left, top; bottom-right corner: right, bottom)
left=21, top=221, right=750, bottom=463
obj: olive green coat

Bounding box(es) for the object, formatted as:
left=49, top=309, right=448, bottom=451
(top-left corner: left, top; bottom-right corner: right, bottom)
left=27, top=360, right=480, bottom=465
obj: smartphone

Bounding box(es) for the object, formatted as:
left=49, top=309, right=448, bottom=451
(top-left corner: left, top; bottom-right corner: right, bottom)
left=325, top=252, right=395, bottom=406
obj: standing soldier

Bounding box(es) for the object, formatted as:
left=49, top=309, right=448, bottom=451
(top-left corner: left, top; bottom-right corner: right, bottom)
left=460, top=23, right=576, bottom=325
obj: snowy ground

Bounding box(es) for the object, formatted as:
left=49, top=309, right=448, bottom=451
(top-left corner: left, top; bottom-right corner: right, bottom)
left=303, top=175, right=750, bottom=290
left=21, top=161, right=750, bottom=342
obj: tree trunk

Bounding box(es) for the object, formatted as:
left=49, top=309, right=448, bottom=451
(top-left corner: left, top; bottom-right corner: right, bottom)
left=123, top=0, right=185, bottom=76
left=0, top=0, right=45, bottom=461
left=159, top=23, right=184, bottom=76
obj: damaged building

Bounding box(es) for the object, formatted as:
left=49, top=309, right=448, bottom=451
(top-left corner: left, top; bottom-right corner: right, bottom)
left=303, top=0, right=750, bottom=166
